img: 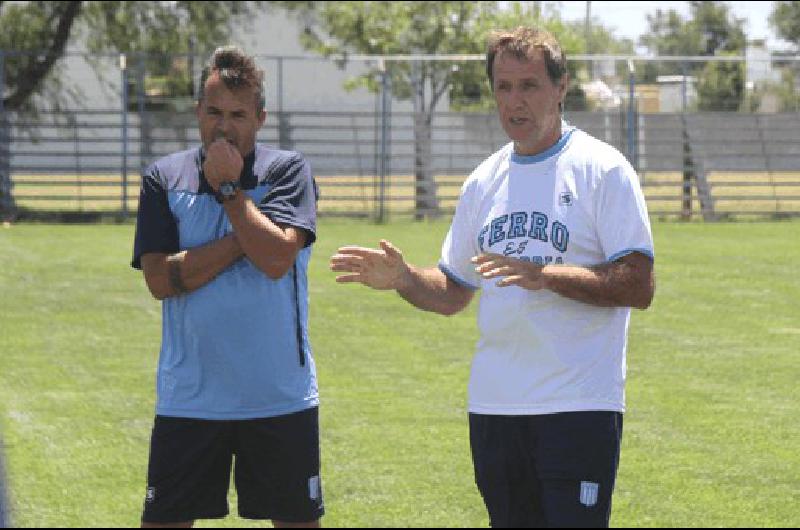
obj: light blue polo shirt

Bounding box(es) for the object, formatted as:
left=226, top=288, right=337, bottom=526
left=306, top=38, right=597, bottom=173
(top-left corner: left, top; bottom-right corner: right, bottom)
left=132, top=145, right=319, bottom=420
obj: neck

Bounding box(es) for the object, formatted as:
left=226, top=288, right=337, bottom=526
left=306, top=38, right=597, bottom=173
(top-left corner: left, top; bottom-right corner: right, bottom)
left=514, top=120, right=563, bottom=156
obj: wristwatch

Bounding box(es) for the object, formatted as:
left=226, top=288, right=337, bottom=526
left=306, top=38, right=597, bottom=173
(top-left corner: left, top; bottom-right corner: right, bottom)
left=216, top=181, right=240, bottom=202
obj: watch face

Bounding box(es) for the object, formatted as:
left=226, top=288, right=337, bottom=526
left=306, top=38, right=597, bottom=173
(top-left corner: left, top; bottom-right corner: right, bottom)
left=220, top=182, right=238, bottom=199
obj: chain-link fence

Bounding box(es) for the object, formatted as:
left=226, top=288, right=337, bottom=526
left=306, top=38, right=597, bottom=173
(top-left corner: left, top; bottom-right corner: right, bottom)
left=1, top=51, right=799, bottom=221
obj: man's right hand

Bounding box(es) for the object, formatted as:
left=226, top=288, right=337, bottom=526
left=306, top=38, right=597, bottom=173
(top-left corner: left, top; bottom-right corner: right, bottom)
left=330, top=240, right=411, bottom=291
left=203, top=138, right=243, bottom=191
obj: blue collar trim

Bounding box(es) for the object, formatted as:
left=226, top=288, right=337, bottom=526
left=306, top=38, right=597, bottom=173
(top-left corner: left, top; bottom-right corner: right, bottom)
left=510, top=125, right=575, bottom=165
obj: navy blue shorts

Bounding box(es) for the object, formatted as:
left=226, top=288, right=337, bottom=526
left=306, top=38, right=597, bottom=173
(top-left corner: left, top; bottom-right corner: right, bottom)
left=141, top=407, right=323, bottom=524
left=469, top=411, right=623, bottom=528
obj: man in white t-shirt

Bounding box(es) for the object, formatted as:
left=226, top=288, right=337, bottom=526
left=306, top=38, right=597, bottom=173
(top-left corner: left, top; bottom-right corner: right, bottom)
left=330, top=26, right=655, bottom=528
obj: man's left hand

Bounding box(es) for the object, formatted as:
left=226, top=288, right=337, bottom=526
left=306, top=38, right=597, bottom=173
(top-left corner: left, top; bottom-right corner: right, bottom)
left=472, top=253, right=548, bottom=290
left=203, top=139, right=243, bottom=190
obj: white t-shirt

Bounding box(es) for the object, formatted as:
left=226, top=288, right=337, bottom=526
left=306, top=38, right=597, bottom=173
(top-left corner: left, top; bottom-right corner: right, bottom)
left=439, top=124, right=654, bottom=415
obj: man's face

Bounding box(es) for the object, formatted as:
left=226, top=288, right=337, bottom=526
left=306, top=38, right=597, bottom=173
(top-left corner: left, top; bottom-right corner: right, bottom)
left=492, top=49, right=567, bottom=156
left=196, top=72, right=266, bottom=157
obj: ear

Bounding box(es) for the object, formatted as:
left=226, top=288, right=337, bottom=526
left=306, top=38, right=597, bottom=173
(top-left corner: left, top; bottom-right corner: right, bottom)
left=558, top=73, right=570, bottom=105
left=258, top=108, right=267, bottom=127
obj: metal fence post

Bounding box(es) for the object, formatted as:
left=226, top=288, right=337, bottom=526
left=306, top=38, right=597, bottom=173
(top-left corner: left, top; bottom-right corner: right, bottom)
left=137, top=52, right=149, bottom=175
left=378, top=61, right=391, bottom=224
left=120, top=54, right=129, bottom=219
left=276, top=57, right=292, bottom=150
left=0, top=49, right=15, bottom=221
left=680, top=61, right=693, bottom=220
left=681, top=61, right=688, bottom=113
left=0, top=50, right=4, bottom=116
left=277, top=57, right=284, bottom=116
left=626, top=59, right=636, bottom=169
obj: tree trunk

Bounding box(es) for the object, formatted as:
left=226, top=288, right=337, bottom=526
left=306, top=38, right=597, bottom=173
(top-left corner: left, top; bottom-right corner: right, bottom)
left=411, top=61, right=438, bottom=221
left=413, top=111, right=437, bottom=220
left=0, top=1, right=82, bottom=220
left=2, top=1, right=82, bottom=111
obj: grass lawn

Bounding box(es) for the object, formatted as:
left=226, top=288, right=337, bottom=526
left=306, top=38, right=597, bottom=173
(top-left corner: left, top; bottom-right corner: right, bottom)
left=0, top=219, right=798, bottom=527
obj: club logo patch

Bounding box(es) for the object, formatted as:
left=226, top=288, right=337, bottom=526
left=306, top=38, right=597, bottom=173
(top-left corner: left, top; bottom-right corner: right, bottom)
left=580, top=481, right=599, bottom=507
left=559, top=192, right=574, bottom=206
left=145, top=487, right=156, bottom=503
left=308, top=475, right=323, bottom=507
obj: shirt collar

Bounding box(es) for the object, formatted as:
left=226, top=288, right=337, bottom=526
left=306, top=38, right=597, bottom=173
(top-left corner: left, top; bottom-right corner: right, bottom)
left=510, top=120, right=575, bottom=165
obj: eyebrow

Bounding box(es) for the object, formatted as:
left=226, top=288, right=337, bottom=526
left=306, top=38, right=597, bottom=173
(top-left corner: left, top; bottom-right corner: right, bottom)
left=205, top=105, right=248, bottom=114
left=495, top=77, right=539, bottom=83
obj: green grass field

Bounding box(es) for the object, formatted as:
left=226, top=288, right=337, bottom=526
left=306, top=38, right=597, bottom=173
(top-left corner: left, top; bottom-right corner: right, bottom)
left=1, top=219, right=799, bottom=527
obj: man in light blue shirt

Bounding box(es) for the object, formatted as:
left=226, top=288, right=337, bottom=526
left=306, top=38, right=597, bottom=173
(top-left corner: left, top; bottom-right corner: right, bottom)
left=132, top=46, right=322, bottom=528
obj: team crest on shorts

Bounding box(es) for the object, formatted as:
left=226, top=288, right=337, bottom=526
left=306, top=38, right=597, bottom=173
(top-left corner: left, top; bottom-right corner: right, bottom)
left=145, top=487, right=156, bottom=503
left=309, top=475, right=323, bottom=507
left=579, top=481, right=599, bottom=507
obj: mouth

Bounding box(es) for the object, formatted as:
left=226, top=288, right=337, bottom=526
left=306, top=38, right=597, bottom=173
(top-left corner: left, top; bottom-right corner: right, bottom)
left=509, top=117, right=529, bottom=125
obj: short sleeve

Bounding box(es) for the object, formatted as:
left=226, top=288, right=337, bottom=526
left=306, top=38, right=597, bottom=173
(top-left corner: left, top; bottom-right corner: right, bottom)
left=596, top=161, right=655, bottom=263
left=131, top=168, right=179, bottom=269
left=260, top=154, right=318, bottom=247
left=439, top=180, right=481, bottom=290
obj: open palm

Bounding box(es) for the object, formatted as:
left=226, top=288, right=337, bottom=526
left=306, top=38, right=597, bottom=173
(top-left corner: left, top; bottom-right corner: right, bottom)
left=329, top=240, right=409, bottom=290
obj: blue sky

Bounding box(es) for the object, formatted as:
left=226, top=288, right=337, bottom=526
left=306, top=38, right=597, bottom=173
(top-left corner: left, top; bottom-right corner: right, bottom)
left=554, top=1, right=792, bottom=51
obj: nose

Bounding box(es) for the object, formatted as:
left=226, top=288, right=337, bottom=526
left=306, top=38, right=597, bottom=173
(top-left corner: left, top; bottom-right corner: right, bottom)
left=510, top=87, right=526, bottom=109
left=216, top=115, right=232, bottom=131
left=213, top=117, right=234, bottom=141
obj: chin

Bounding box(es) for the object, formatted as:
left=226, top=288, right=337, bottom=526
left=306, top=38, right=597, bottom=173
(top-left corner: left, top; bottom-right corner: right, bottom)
left=508, top=131, right=542, bottom=147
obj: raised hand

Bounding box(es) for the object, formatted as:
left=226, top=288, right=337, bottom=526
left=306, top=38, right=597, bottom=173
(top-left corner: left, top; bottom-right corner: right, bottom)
left=472, top=253, right=547, bottom=290
left=330, top=240, right=411, bottom=291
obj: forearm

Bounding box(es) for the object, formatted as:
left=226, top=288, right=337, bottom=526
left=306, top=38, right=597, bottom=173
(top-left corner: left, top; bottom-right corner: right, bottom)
left=223, top=192, right=300, bottom=279
left=397, top=265, right=473, bottom=316
left=143, top=234, right=243, bottom=300
left=542, top=261, right=654, bottom=309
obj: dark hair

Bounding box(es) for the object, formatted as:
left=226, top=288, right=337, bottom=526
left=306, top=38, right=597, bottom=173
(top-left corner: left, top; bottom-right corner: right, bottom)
left=198, top=46, right=265, bottom=110
left=486, top=27, right=567, bottom=87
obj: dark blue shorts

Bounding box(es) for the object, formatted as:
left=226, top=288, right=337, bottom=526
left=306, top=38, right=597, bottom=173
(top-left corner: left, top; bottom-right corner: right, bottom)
left=469, top=411, right=623, bottom=528
left=141, top=407, right=323, bottom=524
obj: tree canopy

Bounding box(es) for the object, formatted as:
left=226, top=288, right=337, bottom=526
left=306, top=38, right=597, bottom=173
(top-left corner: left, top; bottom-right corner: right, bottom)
left=282, top=1, right=633, bottom=216
left=770, top=1, right=800, bottom=47
left=0, top=1, right=263, bottom=113
left=639, top=1, right=747, bottom=110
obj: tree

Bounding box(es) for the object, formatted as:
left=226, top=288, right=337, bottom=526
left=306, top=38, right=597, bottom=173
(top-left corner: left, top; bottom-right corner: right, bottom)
left=0, top=1, right=263, bottom=113
left=284, top=1, right=596, bottom=219
left=449, top=9, right=635, bottom=112
left=696, top=56, right=745, bottom=110
left=639, top=1, right=746, bottom=110
left=0, top=1, right=263, bottom=219
left=770, top=1, right=800, bottom=46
